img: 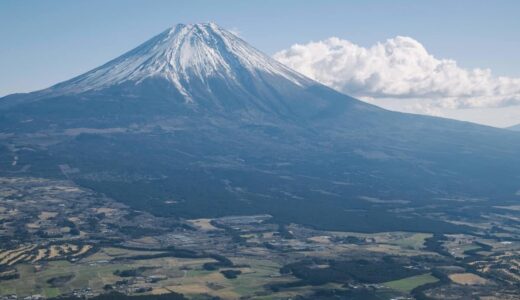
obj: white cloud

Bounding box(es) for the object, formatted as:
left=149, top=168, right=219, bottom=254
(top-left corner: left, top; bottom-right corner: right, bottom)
left=274, top=36, right=520, bottom=110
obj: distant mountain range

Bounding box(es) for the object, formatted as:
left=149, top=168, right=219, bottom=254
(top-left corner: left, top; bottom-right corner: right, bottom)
left=1, top=23, right=520, bottom=233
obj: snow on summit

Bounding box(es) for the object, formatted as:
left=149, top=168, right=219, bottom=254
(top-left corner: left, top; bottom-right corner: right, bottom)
left=50, top=23, right=312, bottom=98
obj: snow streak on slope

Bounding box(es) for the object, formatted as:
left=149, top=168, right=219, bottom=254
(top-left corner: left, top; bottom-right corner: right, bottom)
left=51, top=23, right=313, bottom=100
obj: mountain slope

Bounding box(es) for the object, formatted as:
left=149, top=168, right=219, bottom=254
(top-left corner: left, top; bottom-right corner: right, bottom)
left=15, top=23, right=369, bottom=121
left=508, top=124, right=520, bottom=131
left=51, top=23, right=312, bottom=96
left=1, top=23, right=520, bottom=233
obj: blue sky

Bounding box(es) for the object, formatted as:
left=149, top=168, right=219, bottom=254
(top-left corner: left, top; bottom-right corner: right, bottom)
left=1, top=0, right=519, bottom=126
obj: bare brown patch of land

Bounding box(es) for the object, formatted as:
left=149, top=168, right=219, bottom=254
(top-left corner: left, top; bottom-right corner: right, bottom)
left=449, top=273, right=488, bottom=285
left=188, top=218, right=220, bottom=231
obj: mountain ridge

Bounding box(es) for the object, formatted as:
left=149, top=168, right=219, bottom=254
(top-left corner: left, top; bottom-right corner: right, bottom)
left=0, top=22, right=378, bottom=123
left=50, top=23, right=313, bottom=96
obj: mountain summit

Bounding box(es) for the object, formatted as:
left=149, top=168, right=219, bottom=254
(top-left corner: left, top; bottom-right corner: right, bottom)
left=45, top=23, right=343, bottom=118
left=53, top=23, right=312, bottom=97
left=2, top=22, right=367, bottom=124
left=1, top=23, right=520, bottom=233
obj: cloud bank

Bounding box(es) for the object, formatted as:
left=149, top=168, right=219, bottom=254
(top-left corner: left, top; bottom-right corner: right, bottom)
left=274, top=36, right=520, bottom=110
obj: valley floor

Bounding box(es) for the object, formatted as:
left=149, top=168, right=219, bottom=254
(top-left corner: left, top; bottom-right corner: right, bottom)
left=1, top=177, right=520, bottom=299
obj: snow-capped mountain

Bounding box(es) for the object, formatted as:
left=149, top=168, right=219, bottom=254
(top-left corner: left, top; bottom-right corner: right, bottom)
left=1, top=22, right=370, bottom=126
left=1, top=23, right=520, bottom=233
left=52, top=23, right=312, bottom=97
left=45, top=23, right=340, bottom=118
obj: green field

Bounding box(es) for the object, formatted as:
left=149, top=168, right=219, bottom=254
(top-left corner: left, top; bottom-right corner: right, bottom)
left=0, top=249, right=297, bottom=299
left=384, top=273, right=438, bottom=293
left=390, top=233, right=432, bottom=250
left=0, top=247, right=214, bottom=298
left=176, top=258, right=293, bottom=299
left=0, top=260, right=130, bottom=297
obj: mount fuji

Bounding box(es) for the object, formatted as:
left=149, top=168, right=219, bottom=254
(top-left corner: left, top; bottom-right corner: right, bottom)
left=1, top=23, right=520, bottom=233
